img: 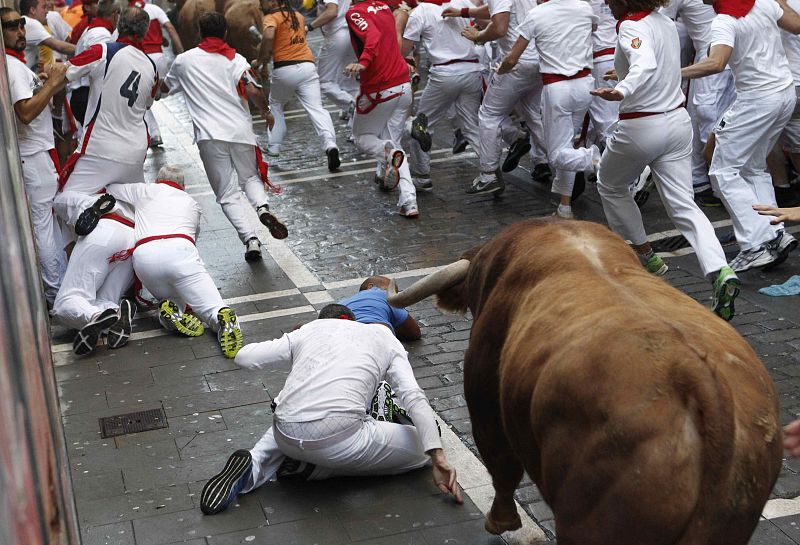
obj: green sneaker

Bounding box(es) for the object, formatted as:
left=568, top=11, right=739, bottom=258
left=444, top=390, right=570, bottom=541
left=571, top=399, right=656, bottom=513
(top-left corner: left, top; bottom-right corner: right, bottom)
left=217, top=307, right=243, bottom=358
left=159, top=299, right=205, bottom=337
left=712, top=266, right=740, bottom=321
left=644, top=253, right=668, bottom=276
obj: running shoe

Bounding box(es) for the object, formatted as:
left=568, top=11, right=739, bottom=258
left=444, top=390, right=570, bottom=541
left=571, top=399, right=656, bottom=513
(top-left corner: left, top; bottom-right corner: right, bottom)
left=554, top=204, right=573, bottom=219
left=466, top=174, right=504, bottom=196
left=374, top=174, right=391, bottom=192
left=73, top=308, right=119, bottom=356
left=326, top=147, right=341, bottom=172
left=149, top=136, right=163, bottom=148
left=410, top=113, right=432, bottom=152
left=452, top=129, right=468, bottom=154
left=729, top=244, right=778, bottom=273
left=531, top=163, right=551, bottom=185
left=502, top=135, right=531, bottom=172
left=695, top=188, right=722, bottom=207
left=399, top=200, right=419, bottom=219
left=200, top=450, right=252, bottom=515
left=159, top=299, right=205, bottom=337
left=244, top=238, right=262, bottom=263
left=276, top=457, right=316, bottom=481
left=632, top=167, right=654, bottom=208
left=764, top=230, right=798, bottom=271
left=107, top=299, right=135, bottom=349
left=256, top=204, right=288, bottom=240
left=412, top=176, right=433, bottom=192
left=217, top=307, right=243, bottom=358
left=711, top=266, right=740, bottom=321
left=644, top=253, right=668, bottom=276
left=75, top=194, right=116, bottom=236
left=384, top=149, right=405, bottom=191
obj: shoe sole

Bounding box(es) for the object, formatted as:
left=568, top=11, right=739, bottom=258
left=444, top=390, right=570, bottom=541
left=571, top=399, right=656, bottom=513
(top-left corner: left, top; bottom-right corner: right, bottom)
left=400, top=209, right=419, bottom=219
left=75, top=194, right=116, bottom=236
left=217, top=309, right=243, bottom=359
left=327, top=148, right=340, bottom=172
left=714, top=279, right=741, bottom=321
left=160, top=301, right=205, bottom=337
left=259, top=210, right=289, bottom=240
left=411, top=114, right=432, bottom=153
left=466, top=183, right=504, bottom=196
left=501, top=141, right=531, bottom=173
left=200, top=451, right=252, bottom=515
left=650, top=263, right=669, bottom=276
left=73, top=310, right=119, bottom=356
left=384, top=151, right=404, bottom=191
left=244, top=248, right=262, bottom=263
left=108, top=300, right=134, bottom=349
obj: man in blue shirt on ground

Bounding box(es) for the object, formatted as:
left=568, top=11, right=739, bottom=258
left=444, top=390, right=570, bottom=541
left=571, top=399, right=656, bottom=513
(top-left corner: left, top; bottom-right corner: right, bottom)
left=339, top=275, right=421, bottom=342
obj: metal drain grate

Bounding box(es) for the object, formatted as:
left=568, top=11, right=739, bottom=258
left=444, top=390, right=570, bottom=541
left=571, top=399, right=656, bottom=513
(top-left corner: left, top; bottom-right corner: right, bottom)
left=651, top=235, right=690, bottom=253
left=99, top=408, right=168, bottom=438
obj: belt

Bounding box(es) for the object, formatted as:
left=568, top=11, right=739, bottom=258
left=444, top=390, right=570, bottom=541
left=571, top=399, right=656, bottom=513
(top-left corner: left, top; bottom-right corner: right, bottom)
left=593, top=47, right=615, bottom=59
left=619, top=105, right=684, bottom=121
left=101, top=213, right=134, bottom=228
left=273, top=59, right=314, bottom=69
left=108, top=233, right=195, bottom=264
left=541, top=68, right=591, bottom=86
left=433, top=58, right=480, bottom=67
left=273, top=419, right=361, bottom=450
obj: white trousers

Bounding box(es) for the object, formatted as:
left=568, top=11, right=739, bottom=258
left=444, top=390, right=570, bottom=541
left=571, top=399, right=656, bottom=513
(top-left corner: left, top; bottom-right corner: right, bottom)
left=52, top=218, right=134, bottom=330
left=688, top=67, right=736, bottom=192
left=542, top=76, right=595, bottom=197
left=709, top=86, right=796, bottom=250
left=352, top=82, right=416, bottom=207
left=782, top=86, right=800, bottom=153
left=589, top=56, right=619, bottom=144
left=409, top=69, right=482, bottom=178
left=268, top=62, right=338, bottom=154
left=133, top=238, right=226, bottom=330
left=144, top=52, right=168, bottom=140
left=597, top=108, right=728, bottom=276
left=54, top=154, right=145, bottom=227
left=479, top=63, right=546, bottom=173
left=316, top=29, right=358, bottom=110
left=244, top=416, right=430, bottom=492
left=197, top=140, right=268, bottom=244
left=20, top=150, right=67, bottom=304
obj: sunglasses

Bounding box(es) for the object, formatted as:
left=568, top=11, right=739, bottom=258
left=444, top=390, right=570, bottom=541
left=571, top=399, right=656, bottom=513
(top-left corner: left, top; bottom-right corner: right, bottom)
left=1, top=18, right=26, bottom=30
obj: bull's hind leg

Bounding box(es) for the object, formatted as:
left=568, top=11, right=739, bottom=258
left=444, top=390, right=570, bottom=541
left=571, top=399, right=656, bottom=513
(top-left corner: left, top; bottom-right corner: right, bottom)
left=464, top=346, right=524, bottom=535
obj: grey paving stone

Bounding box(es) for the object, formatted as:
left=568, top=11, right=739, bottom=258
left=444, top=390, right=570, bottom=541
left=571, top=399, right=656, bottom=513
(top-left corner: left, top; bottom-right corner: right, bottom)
left=106, top=376, right=211, bottom=407
left=71, top=468, right=126, bottom=502
left=771, top=514, right=800, bottom=543
left=122, top=457, right=227, bottom=491
left=204, top=369, right=274, bottom=392
left=352, top=532, right=428, bottom=545
left=112, top=410, right=228, bottom=445
left=77, top=484, right=193, bottom=526
left=220, top=402, right=274, bottom=431
left=207, top=514, right=349, bottom=545
left=749, top=519, right=797, bottom=545
left=69, top=436, right=180, bottom=474
left=150, top=356, right=238, bottom=384
left=96, top=344, right=199, bottom=374
left=62, top=403, right=164, bottom=443
left=81, top=521, right=135, bottom=545
left=162, top=389, right=271, bottom=418
left=420, top=518, right=506, bottom=544
left=175, top=427, right=262, bottom=461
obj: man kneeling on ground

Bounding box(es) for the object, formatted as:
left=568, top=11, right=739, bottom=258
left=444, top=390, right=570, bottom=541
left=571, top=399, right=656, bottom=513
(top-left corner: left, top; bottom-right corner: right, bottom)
left=200, top=304, right=462, bottom=515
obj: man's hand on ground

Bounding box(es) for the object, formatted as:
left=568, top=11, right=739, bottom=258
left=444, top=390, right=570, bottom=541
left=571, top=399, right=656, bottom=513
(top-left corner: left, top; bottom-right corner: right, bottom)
left=429, top=449, right=463, bottom=503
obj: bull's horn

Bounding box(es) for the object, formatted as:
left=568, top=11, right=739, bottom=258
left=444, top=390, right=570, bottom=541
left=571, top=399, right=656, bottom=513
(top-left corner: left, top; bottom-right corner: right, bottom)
left=388, top=259, right=469, bottom=308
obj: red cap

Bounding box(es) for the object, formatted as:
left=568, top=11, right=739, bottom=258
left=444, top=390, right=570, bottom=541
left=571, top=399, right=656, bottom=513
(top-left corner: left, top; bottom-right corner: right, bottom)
left=129, top=0, right=145, bottom=8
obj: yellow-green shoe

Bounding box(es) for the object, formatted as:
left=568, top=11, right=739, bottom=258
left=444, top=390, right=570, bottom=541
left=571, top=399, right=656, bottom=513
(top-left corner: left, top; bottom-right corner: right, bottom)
left=159, top=299, right=205, bottom=337
left=712, top=266, right=741, bottom=321
left=217, top=307, right=243, bottom=358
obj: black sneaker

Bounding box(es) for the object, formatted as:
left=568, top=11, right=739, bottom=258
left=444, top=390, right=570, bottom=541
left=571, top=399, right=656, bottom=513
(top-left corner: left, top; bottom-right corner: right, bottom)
left=531, top=163, right=551, bottom=184
left=411, top=113, right=432, bottom=152
left=632, top=167, right=654, bottom=208
left=107, top=299, right=135, bottom=349
left=764, top=230, right=798, bottom=271
left=75, top=194, right=116, bottom=236
left=73, top=308, right=119, bottom=356
left=695, top=187, right=722, bottom=207
left=452, top=129, right=468, bottom=154
left=200, top=450, right=252, bottom=515
left=256, top=204, right=288, bottom=240
left=276, top=457, right=316, bottom=482
left=244, top=237, right=262, bottom=263
left=466, top=175, right=505, bottom=196
left=326, top=147, right=340, bottom=172
left=572, top=172, right=586, bottom=203
left=501, top=136, right=531, bottom=173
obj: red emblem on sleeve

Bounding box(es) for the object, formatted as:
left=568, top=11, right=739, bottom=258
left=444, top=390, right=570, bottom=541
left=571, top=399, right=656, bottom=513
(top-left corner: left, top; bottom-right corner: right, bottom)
left=631, top=37, right=642, bottom=49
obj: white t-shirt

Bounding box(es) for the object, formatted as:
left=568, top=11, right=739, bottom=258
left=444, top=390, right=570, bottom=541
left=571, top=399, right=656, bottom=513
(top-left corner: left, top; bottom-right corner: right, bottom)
left=517, top=0, right=596, bottom=76
left=23, top=16, right=52, bottom=71
left=76, top=27, right=113, bottom=54
left=318, top=0, right=350, bottom=36
left=107, top=182, right=201, bottom=242
left=660, top=0, right=715, bottom=60
left=710, top=0, right=793, bottom=97
left=7, top=54, right=54, bottom=156
left=46, top=10, right=72, bottom=41
left=488, top=0, right=538, bottom=64
left=615, top=12, right=685, bottom=114
left=587, top=0, right=616, bottom=56
left=403, top=0, right=481, bottom=75
left=782, top=0, right=800, bottom=85
left=235, top=318, right=443, bottom=454
left=164, top=48, right=257, bottom=145
left=66, top=42, right=157, bottom=164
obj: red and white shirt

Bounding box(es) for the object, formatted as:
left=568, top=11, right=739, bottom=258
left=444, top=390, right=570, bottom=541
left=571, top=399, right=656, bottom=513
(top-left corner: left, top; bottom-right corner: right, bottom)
left=66, top=40, right=157, bottom=164
left=141, top=3, right=171, bottom=54
left=517, top=0, right=596, bottom=77
left=402, top=0, right=481, bottom=75
left=164, top=47, right=257, bottom=145
left=7, top=53, right=54, bottom=156
left=615, top=11, right=685, bottom=114
left=346, top=0, right=410, bottom=94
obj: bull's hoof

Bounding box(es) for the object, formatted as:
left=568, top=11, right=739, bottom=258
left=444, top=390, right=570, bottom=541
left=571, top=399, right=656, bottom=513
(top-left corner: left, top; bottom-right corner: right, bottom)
left=484, top=513, right=522, bottom=535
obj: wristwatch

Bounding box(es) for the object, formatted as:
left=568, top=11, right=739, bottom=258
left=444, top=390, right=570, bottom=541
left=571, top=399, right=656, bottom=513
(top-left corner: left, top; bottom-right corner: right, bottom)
left=306, top=23, right=314, bottom=32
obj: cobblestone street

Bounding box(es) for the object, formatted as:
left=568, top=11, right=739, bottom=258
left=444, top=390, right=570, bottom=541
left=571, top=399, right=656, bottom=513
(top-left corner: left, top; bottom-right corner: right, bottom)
left=51, top=36, right=800, bottom=545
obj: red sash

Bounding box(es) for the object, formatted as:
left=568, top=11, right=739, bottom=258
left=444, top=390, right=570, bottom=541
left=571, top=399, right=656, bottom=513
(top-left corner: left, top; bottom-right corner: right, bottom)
left=254, top=147, right=283, bottom=194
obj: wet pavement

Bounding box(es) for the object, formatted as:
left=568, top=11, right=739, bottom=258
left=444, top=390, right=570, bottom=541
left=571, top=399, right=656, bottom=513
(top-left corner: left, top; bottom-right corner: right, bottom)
left=50, top=36, right=800, bottom=545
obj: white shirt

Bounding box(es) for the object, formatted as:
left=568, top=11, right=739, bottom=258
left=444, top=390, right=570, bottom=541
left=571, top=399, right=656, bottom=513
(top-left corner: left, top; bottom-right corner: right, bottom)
left=23, top=16, right=51, bottom=71
left=46, top=10, right=72, bottom=41
left=660, top=0, right=715, bottom=59
left=235, top=319, right=443, bottom=453
left=66, top=42, right=157, bottom=164
left=164, top=48, right=257, bottom=145
left=615, top=12, right=685, bottom=114
left=710, top=0, right=793, bottom=97
left=517, top=0, right=596, bottom=76
left=318, top=0, right=350, bottom=36
left=7, top=54, right=54, bottom=156
left=587, top=0, right=616, bottom=56
left=76, top=26, right=113, bottom=54
left=106, top=182, right=201, bottom=242
left=488, top=0, right=539, bottom=64
left=403, top=0, right=481, bottom=75
left=782, top=0, right=800, bottom=85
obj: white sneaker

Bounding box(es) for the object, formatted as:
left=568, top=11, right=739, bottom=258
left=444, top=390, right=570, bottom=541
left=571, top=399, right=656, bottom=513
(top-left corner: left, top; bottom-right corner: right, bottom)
left=729, top=244, right=778, bottom=272
left=384, top=149, right=405, bottom=191
left=554, top=204, right=574, bottom=219
left=399, top=200, right=419, bottom=218
left=413, top=177, right=433, bottom=191
left=244, top=238, right=262, bottom=263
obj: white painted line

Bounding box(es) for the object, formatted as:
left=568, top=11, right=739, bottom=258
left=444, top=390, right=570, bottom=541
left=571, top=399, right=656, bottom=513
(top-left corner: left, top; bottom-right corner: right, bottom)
left=257, top=225, right=321, bottom=288
left=763, top=497, right=800, bottom=520
left=303, top=291, right=335, bottom=305
left=324, top=265, right=449, bottom=290
left=225, top=288, right=300, bottom=306
left=435, top=414, right=549, bottom=543
left=646, top=219, right=733, bottom=243
left=654, top=223, right=800, bottom=260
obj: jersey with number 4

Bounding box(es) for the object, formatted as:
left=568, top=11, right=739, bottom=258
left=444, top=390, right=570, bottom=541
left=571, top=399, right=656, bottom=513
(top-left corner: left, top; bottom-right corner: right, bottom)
left=66, top=42, right=157, bottom=165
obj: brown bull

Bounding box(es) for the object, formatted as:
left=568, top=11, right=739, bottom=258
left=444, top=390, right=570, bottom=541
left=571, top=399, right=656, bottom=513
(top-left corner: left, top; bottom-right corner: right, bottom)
left=390, top=218, right=781, bottom=545
left=224, top=0, right=262, bottom=60
left=176, top=0, right=226, bottom=50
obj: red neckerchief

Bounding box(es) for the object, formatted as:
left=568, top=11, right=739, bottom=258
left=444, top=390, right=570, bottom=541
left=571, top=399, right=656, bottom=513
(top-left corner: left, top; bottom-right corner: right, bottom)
left=117, top=35, right=144, bottom=51
left=88, top=17, right=115, bottom=32
left=156, top=179, right=184, bottom=191
left=713, top=0, right=755, bottom=17
left=4, top=47, right=25, bottom=63
left=198, top=37, right=236, bottom=60
left=616, top=9, right=652, bottom=33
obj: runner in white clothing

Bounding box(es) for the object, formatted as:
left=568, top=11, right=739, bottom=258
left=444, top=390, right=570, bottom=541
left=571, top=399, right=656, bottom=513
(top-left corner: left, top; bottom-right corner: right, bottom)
left=499, top=0, right=600, bottom=219
left=20, top=0, right=75, bottom=70
left=592, top=1, right=741, bottom=320
left=3, top=7, right=68, bottom=305
left=199, top=305, right=462, bottom=516
left=682, top=0, right=800, bottom=272
left=163, top=11, right=288, bottom=263
left=587, top=0, right=619, bottom=145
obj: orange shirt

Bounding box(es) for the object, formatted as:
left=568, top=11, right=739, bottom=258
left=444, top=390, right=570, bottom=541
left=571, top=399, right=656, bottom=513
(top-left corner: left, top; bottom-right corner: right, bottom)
left=262, top=10, right=314, bottom=64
